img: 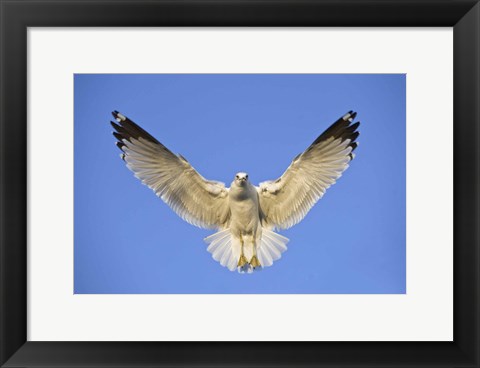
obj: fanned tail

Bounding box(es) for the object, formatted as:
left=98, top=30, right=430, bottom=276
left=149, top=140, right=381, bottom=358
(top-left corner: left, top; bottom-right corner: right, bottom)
left=256, top=228, right=289, bottom=268
left=204, top=228, right=289, bottom=273
left=204, top=229, right=238, bottom=272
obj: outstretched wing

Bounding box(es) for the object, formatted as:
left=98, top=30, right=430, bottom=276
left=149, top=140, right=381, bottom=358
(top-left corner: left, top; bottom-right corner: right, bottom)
left=111, top=111, right=230, bottom=229
left=257, top=111, right=360, bottom=230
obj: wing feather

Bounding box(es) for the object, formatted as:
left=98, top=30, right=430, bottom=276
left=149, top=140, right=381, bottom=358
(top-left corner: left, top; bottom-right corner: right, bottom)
left=258, top=111, right=360, bottom=230
left=111, top=111, right=230, bottom=229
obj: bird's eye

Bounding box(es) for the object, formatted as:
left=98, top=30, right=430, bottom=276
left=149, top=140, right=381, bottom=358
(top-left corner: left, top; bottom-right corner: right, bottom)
left=245, top=175, right=248, bottom=179
left=235, top=175, right=239, bottom=179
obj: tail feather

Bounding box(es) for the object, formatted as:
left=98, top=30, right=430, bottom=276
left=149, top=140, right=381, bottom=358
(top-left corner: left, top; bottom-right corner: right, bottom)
left=204, top=227, right=289, bottom=273
left=220, top=242, right=234, bottom=269
left=205, top=229, right=230, bottom=252
left=262, top=237, right=281, bottom=260
left=204, top=229, right=237, bottom=271
left=263, top=230, right=289, bottom=252
left=258, top=246, right=273, bottom=267
left=257, top=228, right=289, bottom=268
left=210, top=236, right=229, bottom=261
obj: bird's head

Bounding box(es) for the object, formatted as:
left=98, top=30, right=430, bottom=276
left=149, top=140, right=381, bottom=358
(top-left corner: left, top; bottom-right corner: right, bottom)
left=234, top=172, right=249, bottom=186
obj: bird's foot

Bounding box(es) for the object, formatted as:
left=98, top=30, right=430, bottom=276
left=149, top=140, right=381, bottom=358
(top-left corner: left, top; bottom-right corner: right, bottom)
left=249, top=255, right=261, bottom=269
left=237, top=255, right=248, bottom=267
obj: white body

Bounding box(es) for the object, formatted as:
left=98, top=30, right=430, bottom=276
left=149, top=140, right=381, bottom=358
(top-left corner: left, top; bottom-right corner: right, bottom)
left=229, top=177, right=261, bottom=246
left=204, top=173, right=289, bottom=273
left=229, top=176, right=262, bottom=272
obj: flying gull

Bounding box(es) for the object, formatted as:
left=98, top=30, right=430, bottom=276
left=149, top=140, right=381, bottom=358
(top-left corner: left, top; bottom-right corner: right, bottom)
left=111, top=111, right=360, bottom=273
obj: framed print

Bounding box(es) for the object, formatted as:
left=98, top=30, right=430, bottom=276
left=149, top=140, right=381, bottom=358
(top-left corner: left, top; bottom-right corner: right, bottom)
left=1, top=0, right=479, bottom=367
left=29, top=29, right=450, bottom=343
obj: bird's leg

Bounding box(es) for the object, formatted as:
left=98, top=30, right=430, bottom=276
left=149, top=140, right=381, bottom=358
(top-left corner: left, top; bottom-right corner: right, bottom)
left=237, top=238, right=248, bottom=267
left=249, top=240, right=261, bottom=269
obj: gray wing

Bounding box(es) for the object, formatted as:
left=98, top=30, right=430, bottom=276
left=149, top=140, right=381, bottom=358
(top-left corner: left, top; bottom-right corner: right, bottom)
left=257, top=111, right=360, bottom=230
left=111, top=111, right=230, bottom=229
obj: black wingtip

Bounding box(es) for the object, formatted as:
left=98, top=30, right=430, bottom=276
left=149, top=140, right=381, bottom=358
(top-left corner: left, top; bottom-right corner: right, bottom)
left=113, top=132, right=124, bottom=141
left=342, top=111, right=357, bottom=122
left=310, top=110, right=361, bottom=154
left=112, top=110, right=123, bottom=121
left=115, top=141, right=126, bottom=151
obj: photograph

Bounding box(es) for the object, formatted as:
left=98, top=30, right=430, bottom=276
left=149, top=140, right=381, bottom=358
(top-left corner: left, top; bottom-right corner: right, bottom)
left=74, top=73, right=406, bottom=294
left=3, top=1, right=478, bottom=366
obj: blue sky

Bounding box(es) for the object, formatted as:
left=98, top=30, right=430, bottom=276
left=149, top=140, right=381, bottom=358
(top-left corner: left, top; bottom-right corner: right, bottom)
left=74, top=74, right=405, bottom=294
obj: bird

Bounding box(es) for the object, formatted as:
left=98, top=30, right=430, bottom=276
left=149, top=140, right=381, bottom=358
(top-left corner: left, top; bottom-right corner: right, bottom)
left=111, top=110, right=360, bottom=273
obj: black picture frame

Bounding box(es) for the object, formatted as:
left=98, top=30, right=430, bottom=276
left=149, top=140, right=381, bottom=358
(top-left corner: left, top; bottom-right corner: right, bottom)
left=1, top=0, right=479, bottom=367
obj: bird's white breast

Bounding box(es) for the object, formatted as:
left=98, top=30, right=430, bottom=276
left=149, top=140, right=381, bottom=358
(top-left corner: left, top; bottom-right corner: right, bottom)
left=228, top=183, right=260, bottom=235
